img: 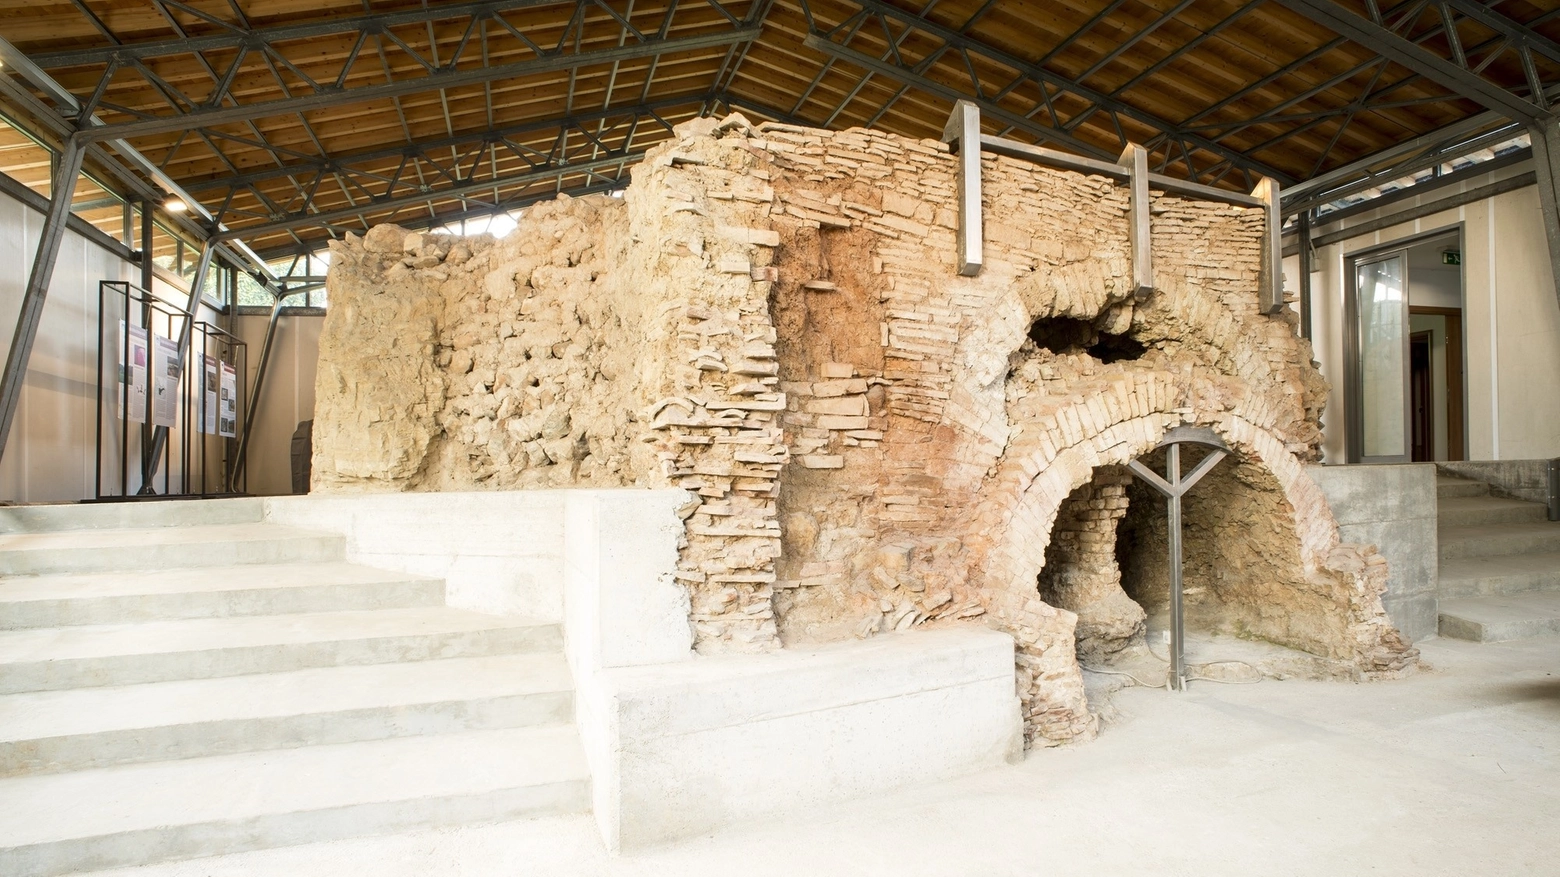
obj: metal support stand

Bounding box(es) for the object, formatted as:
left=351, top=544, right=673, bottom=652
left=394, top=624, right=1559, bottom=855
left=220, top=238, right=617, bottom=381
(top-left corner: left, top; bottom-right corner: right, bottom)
left=941, top=100, right=983, bottom=277
left=1529, top=118, right=1560, bottom=318
left=1298, top=210, right=1313, bottom=341
left=1252, top=176, right=1284, bottom=315
left=1547, top=457, right=1559, bottom=523
left=1126, top=426, right=1231, bottom=691
left=0, top=136, right=86, bottom=467
left=1120, top=143, right=1153, bottom=300
left=940, top=101, right=1277, bottom=315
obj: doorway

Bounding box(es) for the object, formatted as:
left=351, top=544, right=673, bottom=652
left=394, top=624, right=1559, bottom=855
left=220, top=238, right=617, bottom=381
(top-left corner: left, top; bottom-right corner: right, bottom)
left=1345, top=231, right=1467, bottom=463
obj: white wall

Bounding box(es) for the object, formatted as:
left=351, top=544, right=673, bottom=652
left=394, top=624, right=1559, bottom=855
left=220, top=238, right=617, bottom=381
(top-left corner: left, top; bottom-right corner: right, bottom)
left=0, top=186, right=242, bottom=502
left=0, top=190, right=133, bottom=502
left=1297, top=160, right=1560, bottom=462
left=234, top=312, right=323, bottom=496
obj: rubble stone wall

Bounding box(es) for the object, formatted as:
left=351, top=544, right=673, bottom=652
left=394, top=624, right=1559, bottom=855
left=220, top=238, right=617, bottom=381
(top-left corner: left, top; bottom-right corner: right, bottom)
left=312, top=113, right=1417, bottom=747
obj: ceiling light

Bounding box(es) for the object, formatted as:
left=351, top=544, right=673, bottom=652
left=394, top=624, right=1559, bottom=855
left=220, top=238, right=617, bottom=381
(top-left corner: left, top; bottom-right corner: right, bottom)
left=164, top=197, right=187, bottom=213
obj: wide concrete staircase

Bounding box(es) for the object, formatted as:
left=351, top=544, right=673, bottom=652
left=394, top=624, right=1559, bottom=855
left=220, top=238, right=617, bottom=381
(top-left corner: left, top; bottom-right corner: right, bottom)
left=1436, top=475, right=1560, bottom=642
left=0, top=499, right=587, bottom=877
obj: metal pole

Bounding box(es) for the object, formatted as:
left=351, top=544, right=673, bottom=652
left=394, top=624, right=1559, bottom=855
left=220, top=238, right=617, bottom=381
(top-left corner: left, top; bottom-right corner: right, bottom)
left=1166, top=443, right=1186, bottom=691
left=141, top=242, right=215, bottom=489
left=229, top=294, right=284, bottom=491
left=1528, top=118, right=1560, bottom=317
left=1298, top=210, right=1313, bottom=341
left=942, top=100, right=983, bottom=277
left=1547, top=457, right=1559, bottom=522
left=0, top=136, right=87, bottom=468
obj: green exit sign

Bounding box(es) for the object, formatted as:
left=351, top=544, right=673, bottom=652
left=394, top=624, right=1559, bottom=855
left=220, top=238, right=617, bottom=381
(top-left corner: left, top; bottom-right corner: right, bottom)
left=1443, top=250, right=1461, bottom=265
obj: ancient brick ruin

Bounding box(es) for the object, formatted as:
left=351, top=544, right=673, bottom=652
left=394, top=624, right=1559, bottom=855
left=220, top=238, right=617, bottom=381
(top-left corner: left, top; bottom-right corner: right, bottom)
left=311, top=114, right=1418, bottom=746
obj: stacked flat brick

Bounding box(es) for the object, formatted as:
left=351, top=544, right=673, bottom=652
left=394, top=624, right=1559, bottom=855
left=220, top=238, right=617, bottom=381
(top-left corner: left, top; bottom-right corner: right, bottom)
left=312, top=113, right=1418, bottom=746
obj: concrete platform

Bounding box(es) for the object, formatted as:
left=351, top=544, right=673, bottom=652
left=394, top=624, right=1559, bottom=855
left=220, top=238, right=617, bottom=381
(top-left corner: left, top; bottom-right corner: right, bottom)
left=62, top=635, right=1560, bottom=877
left=1438, top=592, right=1560, bottom=642
left=0, top=499, right=263, bottom=533
left=0, top=725, right=589, bottom=877
left=0, top=523, right=345, bottom=575
left=1438, top=551, right=1560, bottom=598
left=1439, top=521, right=1560, bottom=560
left=0, top=607, right=561, bottom=693
left=1436, top=495, right=1549, bottom=527
left=0, top=653, right=572, bottom=776
left=0, top=562, right=446, bottom=629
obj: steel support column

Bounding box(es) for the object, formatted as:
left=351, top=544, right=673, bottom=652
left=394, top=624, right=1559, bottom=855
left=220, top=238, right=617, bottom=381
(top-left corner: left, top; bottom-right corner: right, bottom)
left=1127, top=427, right=1231, bottom=691
left=229, top=295, right=287, bottom=492
left=1529, top=118, right=1560, bottom=314
left=0, top=136, right=86, bottom=467
left=1298, top=210, right=1313, bottom=340
left=942, top=100, right=983, bottom=277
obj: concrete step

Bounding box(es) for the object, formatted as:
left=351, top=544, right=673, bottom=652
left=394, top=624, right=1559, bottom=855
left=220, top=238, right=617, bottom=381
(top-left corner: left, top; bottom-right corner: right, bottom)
left=0, top=607, right=561, bottom=694
left=0, top=498, right=263, bottom=534
left=1437, top=495, right=1550, bottom=527
left=0, top=523, right=344, bottom=575
left=0, top=725, right=590, bottom=877
left=1437, top=592, right=1560, bottom=642
left=1437, top=551, right=1560, bottom=598
left=0, top=653, right=572, bottom=777
left=0, top=562, right=444, bottom=630
left=1436, top=476, right=1490, bottom=499
left=1438, top=521, right=1560, bottom=561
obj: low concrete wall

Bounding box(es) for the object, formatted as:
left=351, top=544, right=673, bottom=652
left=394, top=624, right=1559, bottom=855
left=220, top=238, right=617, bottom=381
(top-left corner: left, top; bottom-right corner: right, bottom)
left=581, top=627, right=1023, bottom=852
left=1437, top=460, right=1554, bottom=507
left=265, top=488, right=1025, bottom=853
left=1307, top=463, right=1438, bottom=642
left=558, top=492, right=1022, bottom=852
left=263, top=491, right=574, bottom=620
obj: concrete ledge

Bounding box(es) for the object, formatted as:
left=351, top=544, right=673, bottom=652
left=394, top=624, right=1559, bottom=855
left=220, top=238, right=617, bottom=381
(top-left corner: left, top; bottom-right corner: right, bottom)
left=1438, top=460, right=1553, bottom=506
left=263, top=491, right=572, bottom=620
left=581, top=626, right=1023, bottom=852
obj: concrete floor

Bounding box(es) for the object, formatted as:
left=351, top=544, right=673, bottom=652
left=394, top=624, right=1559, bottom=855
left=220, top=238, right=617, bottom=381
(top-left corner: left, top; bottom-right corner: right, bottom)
left=81, top=635, right=1560, bottom=877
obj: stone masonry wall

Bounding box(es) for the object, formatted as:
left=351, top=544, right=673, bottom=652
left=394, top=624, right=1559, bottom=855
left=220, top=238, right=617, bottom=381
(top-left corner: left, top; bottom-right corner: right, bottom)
left=312, top=113, right=1418, bottom=747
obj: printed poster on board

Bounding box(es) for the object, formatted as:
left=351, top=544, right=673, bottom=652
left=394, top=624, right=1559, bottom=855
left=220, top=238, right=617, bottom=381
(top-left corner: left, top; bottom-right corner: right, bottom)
left=151, top=334, right=181, bottom=428
left=202, top=354, right=218, bottom=435
left=118, top=320, right=148, bottom=424
left=219, top=361, right=237, bottom=438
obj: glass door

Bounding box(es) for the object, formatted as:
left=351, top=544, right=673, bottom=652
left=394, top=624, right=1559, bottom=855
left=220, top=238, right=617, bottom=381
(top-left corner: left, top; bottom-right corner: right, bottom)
left=1350, top=252, right=1411, bottom=463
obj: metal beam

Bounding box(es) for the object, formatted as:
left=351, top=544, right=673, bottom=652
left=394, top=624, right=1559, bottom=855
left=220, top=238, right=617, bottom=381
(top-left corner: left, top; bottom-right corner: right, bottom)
left=31, top=0, right=589, bottom=67
left=942, top=100, right=982, bottom=276
left=1273, top=0, right=1550, bottom=124
left=70, top=26, right=760, bottom=143
left=215, top=151, right=637, bottom=240
left=0, top=137, right=87, bottom=467
left=804, top=35, right=1119, bottom=161
left=808, top=0, right=1293, bottom=183
left=180, top=93, right=702, bottom=207
left=1529, top=117, right=1560, bottom=313
left=1253, top=176, right=1284, bottom=315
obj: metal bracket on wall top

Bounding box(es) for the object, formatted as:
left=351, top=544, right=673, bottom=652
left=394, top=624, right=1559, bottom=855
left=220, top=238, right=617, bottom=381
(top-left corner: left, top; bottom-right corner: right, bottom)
left=940, top=101, right=1284, bottom=314
left=1126, top=426, right=1233, bottom=691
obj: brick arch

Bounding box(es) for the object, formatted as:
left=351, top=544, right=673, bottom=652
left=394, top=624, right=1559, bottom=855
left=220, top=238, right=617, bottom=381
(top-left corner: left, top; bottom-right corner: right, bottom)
left=969, top=391, right=1414, bottom=746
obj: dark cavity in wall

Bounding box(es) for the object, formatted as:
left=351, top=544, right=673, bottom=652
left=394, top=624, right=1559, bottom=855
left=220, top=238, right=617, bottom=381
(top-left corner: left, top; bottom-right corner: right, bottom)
left=1028, top=317, right=1147, bottom=364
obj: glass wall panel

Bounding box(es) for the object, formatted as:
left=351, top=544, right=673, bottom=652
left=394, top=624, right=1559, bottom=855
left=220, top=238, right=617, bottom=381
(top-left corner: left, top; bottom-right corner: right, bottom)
left=1357, top=254, right=1408, bottom=460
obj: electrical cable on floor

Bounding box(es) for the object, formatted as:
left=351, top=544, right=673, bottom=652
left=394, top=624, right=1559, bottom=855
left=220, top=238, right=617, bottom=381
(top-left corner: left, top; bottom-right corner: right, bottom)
left=1079, top=665, right=1164, bottom=688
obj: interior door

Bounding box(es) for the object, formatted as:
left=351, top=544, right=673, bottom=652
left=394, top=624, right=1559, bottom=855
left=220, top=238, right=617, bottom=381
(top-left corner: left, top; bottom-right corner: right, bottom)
left=1353, top=252, right=1411, bottom=463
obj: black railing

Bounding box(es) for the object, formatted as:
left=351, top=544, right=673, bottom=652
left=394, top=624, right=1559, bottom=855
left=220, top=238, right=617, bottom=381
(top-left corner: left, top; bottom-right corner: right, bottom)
left=94, top=280, right=248, bottom=500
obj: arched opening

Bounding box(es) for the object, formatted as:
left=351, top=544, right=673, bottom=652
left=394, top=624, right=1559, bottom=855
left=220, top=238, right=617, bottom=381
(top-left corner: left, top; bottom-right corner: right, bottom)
left=1038, top=445, right=1350, bottom=685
